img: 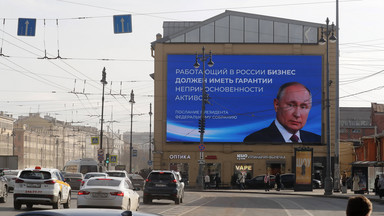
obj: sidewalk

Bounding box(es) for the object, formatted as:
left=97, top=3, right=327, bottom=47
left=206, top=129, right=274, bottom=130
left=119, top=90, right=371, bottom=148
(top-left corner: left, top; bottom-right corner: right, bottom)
left=201, top=188, right=384, bottom=203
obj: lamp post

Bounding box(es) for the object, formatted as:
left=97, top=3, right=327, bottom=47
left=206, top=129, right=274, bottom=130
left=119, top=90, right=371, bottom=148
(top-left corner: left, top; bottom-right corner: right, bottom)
left=193, top=47, right=214, bottom=189
left=129, top=90, right=135, bottom=173
left=100, top=67, right=107, bottom=172
left=148, top=103, right=153, bottom=168
left=319, top=17, right=337, bottom=196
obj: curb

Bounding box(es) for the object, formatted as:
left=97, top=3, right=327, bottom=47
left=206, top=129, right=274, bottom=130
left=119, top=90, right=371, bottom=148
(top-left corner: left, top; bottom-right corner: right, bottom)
left=186, top=188, right=384, bottom=203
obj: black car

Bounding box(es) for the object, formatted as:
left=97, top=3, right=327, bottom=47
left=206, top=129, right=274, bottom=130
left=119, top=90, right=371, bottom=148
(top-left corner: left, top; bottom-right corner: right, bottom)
left=245, top=175, right=275, bottom=189
left=280, top=173, right=322, bottom=189
left=143, top=170, right=184, bottom=204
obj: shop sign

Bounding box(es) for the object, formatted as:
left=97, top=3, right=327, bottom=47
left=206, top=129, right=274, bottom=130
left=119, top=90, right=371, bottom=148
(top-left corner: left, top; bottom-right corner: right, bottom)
left=169, top=154, right=191, bottom=160
left=236, top=154, right=286, bottom=160
left=235, top=165, right=253, bottom=171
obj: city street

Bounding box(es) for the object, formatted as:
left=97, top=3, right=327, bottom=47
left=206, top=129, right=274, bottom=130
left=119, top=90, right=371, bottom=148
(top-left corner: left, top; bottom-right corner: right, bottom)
left=2, top=190, right=384, bottom=216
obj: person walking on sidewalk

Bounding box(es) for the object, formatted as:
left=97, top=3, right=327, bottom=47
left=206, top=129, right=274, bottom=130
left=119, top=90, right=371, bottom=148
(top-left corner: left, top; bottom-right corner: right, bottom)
left=378, top=174, right=384, bottom=199
left=374, top=175, right=380, bottom=195
left=346, top=195, right=372, bottom=216
left=275, top=173, right=281, bottom=191
left=352, top=173, right=360, bottom=194
left=264, top=173, right=270, bottom=191
left=204, top=174, right=210, bottom=189
left=239, top=172, right=246, bottom=190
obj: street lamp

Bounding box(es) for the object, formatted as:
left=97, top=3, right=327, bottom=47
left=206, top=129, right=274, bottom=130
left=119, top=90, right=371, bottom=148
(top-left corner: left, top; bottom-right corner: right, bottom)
left=100, top=67, right=107, bottom=172
left=129, top=90, right=135, bottom=173
left=194, top=47, right=214, bottom=189
left=319, top=17, right=337, bottom=196
left=148, top=103, right=153, bottom=168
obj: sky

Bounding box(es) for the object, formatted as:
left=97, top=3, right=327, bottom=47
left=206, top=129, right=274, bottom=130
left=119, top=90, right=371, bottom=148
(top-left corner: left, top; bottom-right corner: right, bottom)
left=0, top=0, right=383, bottom=133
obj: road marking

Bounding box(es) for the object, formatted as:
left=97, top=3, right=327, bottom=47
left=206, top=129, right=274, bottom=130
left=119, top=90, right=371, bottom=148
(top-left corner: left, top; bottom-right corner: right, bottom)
left=157, top=196, right=217, bottom=216
left=272, top=198, right=315, bottom=216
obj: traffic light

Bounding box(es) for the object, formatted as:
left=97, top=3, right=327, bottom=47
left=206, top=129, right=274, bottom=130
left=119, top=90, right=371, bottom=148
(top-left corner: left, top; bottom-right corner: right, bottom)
left=105, top=153, right=110, bottom=164
left=198, top=118, right=205, bottom=134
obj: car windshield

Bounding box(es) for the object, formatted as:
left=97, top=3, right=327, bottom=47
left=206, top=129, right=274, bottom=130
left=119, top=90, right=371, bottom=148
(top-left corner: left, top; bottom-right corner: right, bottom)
left=87, top=178, right=121, bottom=187
left=19, top=170, right=51, bottom=180
left=107, top=172, right=126, bottom=177
left=84, top=173, right=107, bottom=179
left=149, top=173, right=174, bottom=181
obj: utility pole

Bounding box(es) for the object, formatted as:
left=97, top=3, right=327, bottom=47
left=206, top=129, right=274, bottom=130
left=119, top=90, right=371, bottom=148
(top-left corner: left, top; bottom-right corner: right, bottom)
left=149, top=103, right=153, bottom=168
left=99, top=67, right=107, bottom=171
left=129, top=90, right=135, bottom=173
left=194, top=47, right=214, bottom=189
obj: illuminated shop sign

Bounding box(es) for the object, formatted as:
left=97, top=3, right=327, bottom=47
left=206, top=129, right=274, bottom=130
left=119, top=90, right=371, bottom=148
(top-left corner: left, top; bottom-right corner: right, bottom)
left=236, top=154, right=286, bottom=160
left=166, top=54, right=322, bottom=144
left=169, top=154, right=191, bottom=160
left=235, top=164, right=253, bottom=171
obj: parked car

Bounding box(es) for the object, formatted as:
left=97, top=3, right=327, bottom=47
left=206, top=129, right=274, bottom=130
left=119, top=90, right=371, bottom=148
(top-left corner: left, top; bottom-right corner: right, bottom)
left=280, top=173, right=322, bottom=189
left=16, top=208, right=159, bottom=216
left=63, top=172, right=83, bottom=190
left=77, top=176, right=140, bottom=211
left=81, top=172, right=109, bottom=188
left=245, top=174, right=275, bottom=189
left=0, top=169, right=8, bottom=203
left=128, top=173, right=145, bottom=190
left=143, top=170, right=184, bottom=204
left=3, top=169, right=21, bottom=192
left=14, top=166, right=71, bottom=209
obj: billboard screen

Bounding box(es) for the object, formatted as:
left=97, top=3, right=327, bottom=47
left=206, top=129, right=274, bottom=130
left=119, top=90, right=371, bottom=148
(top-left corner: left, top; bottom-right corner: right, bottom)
left=166, top=55, right=322, bottom=144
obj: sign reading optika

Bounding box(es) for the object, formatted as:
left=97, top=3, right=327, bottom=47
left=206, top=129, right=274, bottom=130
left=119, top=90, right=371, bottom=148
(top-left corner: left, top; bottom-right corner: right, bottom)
left=169, top=155, right=191, bottom=160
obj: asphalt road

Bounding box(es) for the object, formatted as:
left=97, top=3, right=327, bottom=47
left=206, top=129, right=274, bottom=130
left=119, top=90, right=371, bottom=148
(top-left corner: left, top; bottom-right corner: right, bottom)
left=2, top=190, right=384, bottom=216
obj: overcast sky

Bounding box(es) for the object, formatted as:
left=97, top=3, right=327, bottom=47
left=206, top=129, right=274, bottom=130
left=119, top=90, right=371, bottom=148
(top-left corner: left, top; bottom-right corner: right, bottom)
left=0, top=0, right=382, bottom=133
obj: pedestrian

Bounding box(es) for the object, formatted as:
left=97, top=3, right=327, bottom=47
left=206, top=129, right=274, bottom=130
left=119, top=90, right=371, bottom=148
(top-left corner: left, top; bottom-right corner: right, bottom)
left=374, top=175, right=380, bottom=195
left=352, top=173, right=360, bottom=194
left=275, top=172, right=281, bottom=191
left=239, top=172, right=246, bottom=190
left=341, top=172, right=348, bottom=193
left=378, top=174, right=384, bottom=199
left=346, top=195, right=372, bottom=216
left=264, top=172, right=270, bottom=191
left=204, top=174, right=210, bottom=189
left=214, top=173, right=221, bottom=189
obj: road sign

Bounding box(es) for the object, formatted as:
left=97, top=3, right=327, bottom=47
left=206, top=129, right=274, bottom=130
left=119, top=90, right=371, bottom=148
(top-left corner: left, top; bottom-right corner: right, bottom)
left=198, top=144, right=205, bottom=151
left=98, top=154, right=104, bottom=162
left=17, top=18, right=36, bottom=36
left=198, top=159, right=205, bottom=165
left=132, top=149, right=137, bottom=157
left=148, top=160, right=152, bottom=166
left=113, top=15, right=132, bottom=34
left=110, top=155, right=117, bottom=163
left=91, top=137, right=99, bottom=145
left=97, top=148, right=104, bottom=156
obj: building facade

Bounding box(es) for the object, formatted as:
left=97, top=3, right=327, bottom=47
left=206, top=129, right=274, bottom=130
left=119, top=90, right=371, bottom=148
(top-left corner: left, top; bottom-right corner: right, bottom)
left=151, top=11, right=337, bottom=187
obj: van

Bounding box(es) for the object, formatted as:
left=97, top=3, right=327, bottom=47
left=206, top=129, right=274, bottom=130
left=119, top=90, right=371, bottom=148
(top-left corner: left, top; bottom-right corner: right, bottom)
left=62, top=158, right=104, bottom=175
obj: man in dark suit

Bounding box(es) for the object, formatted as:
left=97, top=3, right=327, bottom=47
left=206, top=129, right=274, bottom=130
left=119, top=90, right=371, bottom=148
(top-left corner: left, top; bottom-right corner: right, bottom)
left=243, top=82, right=321, bottom=143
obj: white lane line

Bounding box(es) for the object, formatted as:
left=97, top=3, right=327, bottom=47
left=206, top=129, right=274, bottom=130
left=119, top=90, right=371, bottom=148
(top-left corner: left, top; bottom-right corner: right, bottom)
left=271, top=198, right=315, bottom=216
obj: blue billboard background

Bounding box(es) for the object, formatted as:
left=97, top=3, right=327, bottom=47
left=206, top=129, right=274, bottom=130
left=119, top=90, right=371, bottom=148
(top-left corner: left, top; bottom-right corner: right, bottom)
left=166, top=55, right=322, bottom=143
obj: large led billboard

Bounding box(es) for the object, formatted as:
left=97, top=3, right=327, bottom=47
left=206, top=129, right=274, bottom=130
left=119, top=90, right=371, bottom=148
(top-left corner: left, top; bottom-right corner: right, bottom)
left=167, top=55, right=322, bottom=144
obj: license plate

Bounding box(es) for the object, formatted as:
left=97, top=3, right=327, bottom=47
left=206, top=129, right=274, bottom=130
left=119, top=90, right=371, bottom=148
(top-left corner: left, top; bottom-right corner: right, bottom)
left=155, top=184, right=166, bottom=187
left=92, top=192, right=108, bottom=198
left=27, top=184, right=41, bottom=188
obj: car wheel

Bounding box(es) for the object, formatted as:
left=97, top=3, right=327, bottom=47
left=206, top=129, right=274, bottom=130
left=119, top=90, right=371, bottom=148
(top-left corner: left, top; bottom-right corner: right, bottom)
left=63, top=194, right=71, bottom=209
left=53, top=195, right=61, bottom=209
left=14, top=200, right=21, bottom=210
left=26, top=204, right=33, bottom=209
left=143, top=196, right=151, bottom=204
left=0, top=188, right=7, bottom=203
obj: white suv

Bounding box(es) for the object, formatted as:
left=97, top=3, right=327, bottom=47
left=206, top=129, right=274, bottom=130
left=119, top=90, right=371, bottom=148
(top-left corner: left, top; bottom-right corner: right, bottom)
left=14, top=166, right=71, bottom=209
